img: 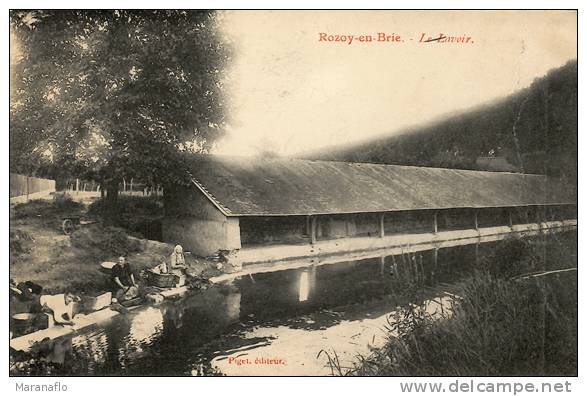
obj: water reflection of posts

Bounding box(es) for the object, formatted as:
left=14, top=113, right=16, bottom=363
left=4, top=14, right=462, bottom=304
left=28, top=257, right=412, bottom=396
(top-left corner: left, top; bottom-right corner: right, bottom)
left=310, top=217, right=317, bottom=244
left=389, top=254, right=398, bottom=277
left=428, top=250, right=436, bottom=283
left=410, top=255, right=419, bottom=284
left=224, top=287, right=242, bottom=323
left=299, top=272, right=309, bottom=302
left=419, top=253, right=425, bottom=284
left=298, top=267, right=316, bottom=302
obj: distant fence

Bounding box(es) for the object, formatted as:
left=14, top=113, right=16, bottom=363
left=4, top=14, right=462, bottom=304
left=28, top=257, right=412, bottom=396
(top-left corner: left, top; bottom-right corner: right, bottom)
left=10, top=173, right=56, bottom=203
left=64, top=178, right=163, bottom=198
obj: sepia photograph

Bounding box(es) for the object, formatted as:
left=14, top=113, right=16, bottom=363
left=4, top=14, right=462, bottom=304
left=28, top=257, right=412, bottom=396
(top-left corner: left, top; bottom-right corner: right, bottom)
left=8, top=8, right=578, bottom=380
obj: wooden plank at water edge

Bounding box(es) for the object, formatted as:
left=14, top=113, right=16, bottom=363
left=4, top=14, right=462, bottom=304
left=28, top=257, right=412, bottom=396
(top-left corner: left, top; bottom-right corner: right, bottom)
left=10, top=308, right=127, bottom=352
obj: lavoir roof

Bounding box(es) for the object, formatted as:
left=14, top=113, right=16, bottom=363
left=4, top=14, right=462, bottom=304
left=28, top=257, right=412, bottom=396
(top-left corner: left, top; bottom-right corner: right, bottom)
left=182, top=155, right=575, bottom=217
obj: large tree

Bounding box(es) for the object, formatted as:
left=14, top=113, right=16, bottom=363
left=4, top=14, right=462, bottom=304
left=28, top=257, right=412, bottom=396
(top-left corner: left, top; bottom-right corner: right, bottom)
left=10, top=10, right=232, bottom=208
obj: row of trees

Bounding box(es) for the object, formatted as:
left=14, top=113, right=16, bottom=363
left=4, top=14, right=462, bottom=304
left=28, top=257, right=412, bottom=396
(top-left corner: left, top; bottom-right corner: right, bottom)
left=10, top=10, right=232, bottom=211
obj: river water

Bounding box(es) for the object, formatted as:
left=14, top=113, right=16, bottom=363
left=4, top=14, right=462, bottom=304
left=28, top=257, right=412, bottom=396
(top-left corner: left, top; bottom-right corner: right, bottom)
left=22, top=227, right=576, bottom=376
left=15, top=243, right=498, bottom=376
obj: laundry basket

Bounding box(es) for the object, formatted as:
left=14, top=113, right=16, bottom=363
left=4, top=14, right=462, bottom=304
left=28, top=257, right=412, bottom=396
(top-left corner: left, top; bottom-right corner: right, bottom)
left=147, top=270, right=176, bottom=288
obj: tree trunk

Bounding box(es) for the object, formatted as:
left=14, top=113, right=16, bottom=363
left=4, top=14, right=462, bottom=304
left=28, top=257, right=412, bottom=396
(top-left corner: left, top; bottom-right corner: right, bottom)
left=104, top=178, right=120, bottom=220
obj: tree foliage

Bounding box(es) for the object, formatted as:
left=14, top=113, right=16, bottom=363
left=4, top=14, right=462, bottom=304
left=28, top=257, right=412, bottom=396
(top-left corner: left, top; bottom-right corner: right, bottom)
left=10, top=10, right=232, bottom=190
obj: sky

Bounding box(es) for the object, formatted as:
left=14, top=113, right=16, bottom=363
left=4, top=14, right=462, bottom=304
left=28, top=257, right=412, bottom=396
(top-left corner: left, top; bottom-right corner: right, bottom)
left=215, top=10, right=577, bottom=157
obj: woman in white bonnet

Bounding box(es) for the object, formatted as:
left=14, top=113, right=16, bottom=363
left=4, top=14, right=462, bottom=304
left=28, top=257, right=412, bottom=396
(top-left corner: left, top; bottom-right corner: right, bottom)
left=170, top=245, right=187, bottom=285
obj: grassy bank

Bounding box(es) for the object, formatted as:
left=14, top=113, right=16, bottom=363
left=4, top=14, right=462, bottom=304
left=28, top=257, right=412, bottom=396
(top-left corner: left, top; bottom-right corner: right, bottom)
left=343, top=233, right=578, bottom=376
left=10, top=196, right=219, bottom=304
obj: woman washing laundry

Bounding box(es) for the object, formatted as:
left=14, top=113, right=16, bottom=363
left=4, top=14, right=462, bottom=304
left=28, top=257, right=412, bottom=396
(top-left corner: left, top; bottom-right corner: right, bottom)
left=111, top=256, right=139, bottom=301
left=170, top=245, right=188, bottom=286
left=39, top=292, right=80, bottom=326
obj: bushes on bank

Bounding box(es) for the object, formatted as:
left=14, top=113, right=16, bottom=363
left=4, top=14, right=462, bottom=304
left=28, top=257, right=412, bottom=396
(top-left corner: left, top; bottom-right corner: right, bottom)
left=479, top=233, right=576, bottom=279
left=481, top=237, right=538, bottom=278
left=346, top=233, right=577, bottom=376
left=349, top=271, right=577, bottom=376
left=70, top=225, right=141, bottom=260
left=87, top=196, right=163, bottom=240
left=12, top=195, right=83, bottom=219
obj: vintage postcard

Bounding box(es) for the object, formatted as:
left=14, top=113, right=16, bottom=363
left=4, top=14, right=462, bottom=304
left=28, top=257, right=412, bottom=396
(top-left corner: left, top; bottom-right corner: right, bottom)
left=8, top=7, right=578, bottom=384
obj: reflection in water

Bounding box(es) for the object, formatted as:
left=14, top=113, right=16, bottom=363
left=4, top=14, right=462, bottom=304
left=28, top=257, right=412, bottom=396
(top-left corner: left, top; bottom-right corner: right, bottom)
left=21, top=241, right=506, bottom=376
left=44, top=337, right=72, bottom=365
left=127, top=307, right=164, bottom=353
left=298, top=271, right=309, bottom=302
left=224, top=289, right=241, bottom=322
left=71, top=333, right=107, bottom=373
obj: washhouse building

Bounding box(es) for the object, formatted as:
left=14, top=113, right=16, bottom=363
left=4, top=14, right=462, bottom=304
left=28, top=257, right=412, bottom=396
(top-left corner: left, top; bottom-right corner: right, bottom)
left=162, top=155, right=577, bottom=265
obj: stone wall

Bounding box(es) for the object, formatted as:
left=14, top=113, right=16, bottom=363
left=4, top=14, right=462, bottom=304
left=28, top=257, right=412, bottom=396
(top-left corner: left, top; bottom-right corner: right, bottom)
left=163, top=184, right=241, bottom=256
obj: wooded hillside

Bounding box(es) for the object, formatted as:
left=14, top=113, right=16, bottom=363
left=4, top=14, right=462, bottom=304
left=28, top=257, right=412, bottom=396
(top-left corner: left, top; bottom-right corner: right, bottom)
left=303, top=61, right=577, bottom=195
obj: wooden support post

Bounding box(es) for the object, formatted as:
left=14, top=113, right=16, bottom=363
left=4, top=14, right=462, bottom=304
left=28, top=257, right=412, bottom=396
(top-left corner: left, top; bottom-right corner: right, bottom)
left=433, top=212, right=438, bottom=234
left=508, top=210, right=513, bottom=228
left=310, top=216, right=317, bottom=244
left=474, top=211, right=479, bottom=231
left=379, top=213, right=385, bottom=238
left=379, top=256, right=385, bottom=275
